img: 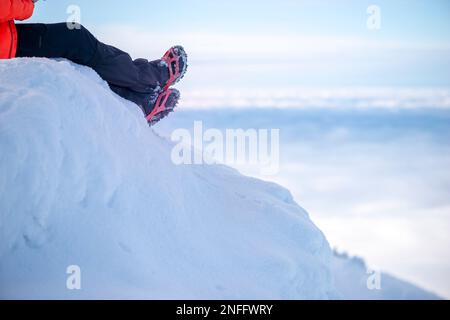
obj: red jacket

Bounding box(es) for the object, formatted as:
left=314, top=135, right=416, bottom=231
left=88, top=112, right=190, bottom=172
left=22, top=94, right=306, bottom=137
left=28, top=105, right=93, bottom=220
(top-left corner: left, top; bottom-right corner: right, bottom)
left=0, top=0, right=34, bottom=59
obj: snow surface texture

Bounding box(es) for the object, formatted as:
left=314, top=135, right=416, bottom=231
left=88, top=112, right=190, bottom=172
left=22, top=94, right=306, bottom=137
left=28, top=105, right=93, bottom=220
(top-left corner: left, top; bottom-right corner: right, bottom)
left=0, top=59, right=336, bottom=299
left=332, top=252, right=441, bottom=300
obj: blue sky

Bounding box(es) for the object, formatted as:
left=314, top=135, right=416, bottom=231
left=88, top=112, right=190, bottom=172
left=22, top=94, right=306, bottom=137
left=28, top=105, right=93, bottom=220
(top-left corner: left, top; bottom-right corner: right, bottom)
left=28, top=0, right=450, bottom=87
left=31, top=0, right=450, bottom=41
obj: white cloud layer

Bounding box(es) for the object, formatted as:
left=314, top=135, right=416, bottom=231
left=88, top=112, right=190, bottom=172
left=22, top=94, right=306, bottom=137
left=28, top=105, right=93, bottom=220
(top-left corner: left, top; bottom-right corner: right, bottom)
left=179, top=87, right=450, bottom=109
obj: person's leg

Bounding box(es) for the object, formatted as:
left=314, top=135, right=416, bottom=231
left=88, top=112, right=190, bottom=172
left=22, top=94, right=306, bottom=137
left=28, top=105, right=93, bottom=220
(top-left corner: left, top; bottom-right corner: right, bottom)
left=109, top=84, right=157, bottom=114
left=15, top=23, right=185, bottom=126
left=16, top=23, right=98, bottom=64
left=15, top=23, right=158, bottom=91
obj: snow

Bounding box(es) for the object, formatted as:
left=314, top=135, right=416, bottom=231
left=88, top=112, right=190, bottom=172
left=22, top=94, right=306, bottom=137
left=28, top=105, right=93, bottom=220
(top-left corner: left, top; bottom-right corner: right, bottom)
left=332, top=251, right=441, bottom=300
left=0, top=58, right=336, bottom=299
left=0, top=58, right=440, bottom=300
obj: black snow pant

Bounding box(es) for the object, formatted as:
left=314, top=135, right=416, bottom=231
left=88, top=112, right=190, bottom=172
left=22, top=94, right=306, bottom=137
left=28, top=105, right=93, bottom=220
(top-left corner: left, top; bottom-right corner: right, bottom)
left=15, top=23, right=166, bottom=111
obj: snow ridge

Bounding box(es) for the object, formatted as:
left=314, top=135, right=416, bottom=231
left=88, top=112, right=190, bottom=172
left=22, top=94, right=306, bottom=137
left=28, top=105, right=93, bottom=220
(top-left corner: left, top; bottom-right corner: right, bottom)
left=0, top=58, right=336, bottom=299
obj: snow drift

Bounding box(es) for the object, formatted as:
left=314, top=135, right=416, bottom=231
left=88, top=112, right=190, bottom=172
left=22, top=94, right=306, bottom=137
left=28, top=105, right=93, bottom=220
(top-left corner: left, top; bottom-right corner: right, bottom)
left=0, top=58, right=336, bottom=299
left=332, top=251, right=441, bottom=300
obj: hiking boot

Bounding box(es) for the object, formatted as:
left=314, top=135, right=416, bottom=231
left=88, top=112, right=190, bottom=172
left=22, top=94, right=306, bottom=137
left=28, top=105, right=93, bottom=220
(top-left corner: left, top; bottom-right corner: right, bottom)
left=144, top=88, right=180, bottom=126
left=160, top=46, right=188, bottom=90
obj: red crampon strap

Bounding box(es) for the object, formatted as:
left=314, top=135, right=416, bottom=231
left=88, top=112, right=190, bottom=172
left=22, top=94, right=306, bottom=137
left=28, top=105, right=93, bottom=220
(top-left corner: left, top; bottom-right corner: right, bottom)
left=146, top=89, right=173, bottom=122
left=162, top=47, right=181, bottom=91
